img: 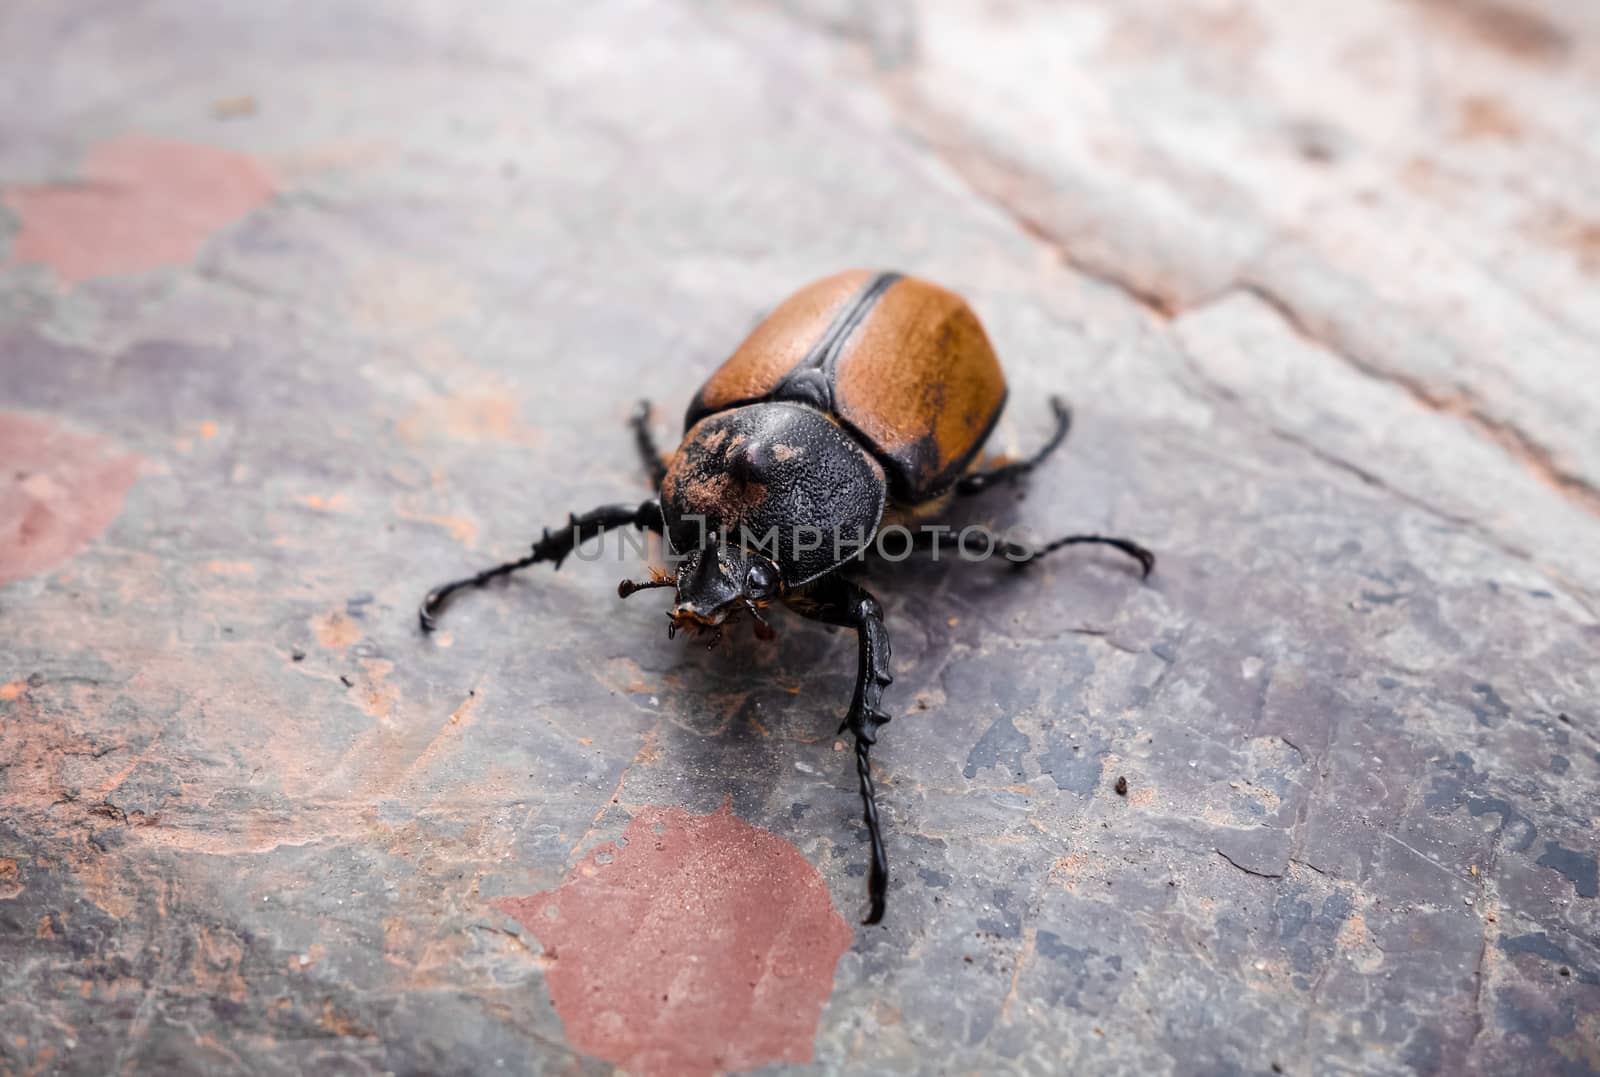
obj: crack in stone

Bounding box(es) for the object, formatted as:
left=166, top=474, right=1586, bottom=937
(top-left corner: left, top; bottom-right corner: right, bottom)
left=864, top=78, right=1600, bottom=530
left=1235, top=282, right=1600, bottom=522
left=1215, top=848, right=1284, bottom=879
left=1171, top=331, right=1600, bottom=618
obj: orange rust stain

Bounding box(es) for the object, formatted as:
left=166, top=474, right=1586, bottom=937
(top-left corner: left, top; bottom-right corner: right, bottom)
left=1552, top=1012, right=1600, bottom=1072
left=319, top=999, right=375, bottom=1039
left=198, top=420, right=220, bottom=440
left=395, top=392, right=541, bottom=447
left=0, top=681, right=23, bottom=701
left=297, top=493, right=351, bottom=513
left=0, top=413, right=140, bottom=587
left=599, top=656, right=659, bottom=696
left=312, top=610, right=362, bottom=649
left=190, top=927, right=249, bottom=1003
left=393, top=498, right=479, bottom=547
left=352, top=659, right=399, bottom=722
left=1127, top=785, right=1158, bottom=809
left=3, top=135, right=276, bottom=285
left=1456, top=96, right=1524, bottom=141
left=0, top=858, right=20, bottom=900
left=396, top=687, right=481, bottom=782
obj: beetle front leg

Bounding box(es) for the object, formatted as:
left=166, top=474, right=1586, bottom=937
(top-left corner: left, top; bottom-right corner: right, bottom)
left=629, top=399, right=670, bottom=489
left=789, top=577, right=894, bottom=924
left=419, top=499, right=664, bottom=631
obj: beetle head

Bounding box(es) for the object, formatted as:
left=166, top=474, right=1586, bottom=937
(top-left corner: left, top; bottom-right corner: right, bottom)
left=619, top=535, right=780, bottom=646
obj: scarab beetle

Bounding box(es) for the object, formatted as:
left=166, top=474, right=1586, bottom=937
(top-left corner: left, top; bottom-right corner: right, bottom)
left=420, top=270, right=1153, bottom=924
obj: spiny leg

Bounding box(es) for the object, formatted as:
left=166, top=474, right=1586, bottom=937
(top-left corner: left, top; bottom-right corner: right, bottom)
left=789, top=576, right=893, bottom=924
left=955, top=395, right=1072, bottom=496
left=419, top=499, right=663, bottom=631
left=905, top=524, right=1154, bottom=578
left=630, top=400, right=670, bottom=489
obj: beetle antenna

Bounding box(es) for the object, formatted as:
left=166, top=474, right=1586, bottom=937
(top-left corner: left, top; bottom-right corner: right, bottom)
left=747, top=603, right=776, bottom=641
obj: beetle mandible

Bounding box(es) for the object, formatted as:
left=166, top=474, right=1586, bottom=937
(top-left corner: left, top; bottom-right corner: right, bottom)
left=419, top=270, right=1154, bottom=924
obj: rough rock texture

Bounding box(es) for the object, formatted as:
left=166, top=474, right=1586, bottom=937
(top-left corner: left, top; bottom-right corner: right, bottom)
left=1, top=2, right=1597, bottom=1074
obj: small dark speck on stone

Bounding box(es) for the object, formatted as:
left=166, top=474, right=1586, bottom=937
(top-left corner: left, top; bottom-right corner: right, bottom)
left=1557, top=713, right=1571, bottom=724
left=339, top=674, right=354, bottom=687
left=1114, top=776, right=1128, bottom=796
left=1559, top=966, right=1571, bottom=977
left=1272, top=1065, right=1284, bottom=1075
left=291, top=648, right=305, bottom=661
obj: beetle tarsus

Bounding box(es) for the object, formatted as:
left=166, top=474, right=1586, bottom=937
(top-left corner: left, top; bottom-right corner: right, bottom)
left=855, top=735, right=889, bottom=925
left=630, top=399, right=670, bottom=489
left=905, top=525, right=1155, bottom=579
left=1022, top=533, right=1155, bottom=578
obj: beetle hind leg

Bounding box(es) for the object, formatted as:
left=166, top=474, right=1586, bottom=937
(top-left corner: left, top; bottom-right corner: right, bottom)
left=1026, top=532, right=1155, bottom=577
left=956, top=395, right=1072, bottom=495
left=907, top=525, right=1154, bottom=578
left=630, top=400, right=671, bottom=489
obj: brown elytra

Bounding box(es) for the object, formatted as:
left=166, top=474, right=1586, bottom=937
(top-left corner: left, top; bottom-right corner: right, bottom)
left=685, top=270, right=1008, bottom=500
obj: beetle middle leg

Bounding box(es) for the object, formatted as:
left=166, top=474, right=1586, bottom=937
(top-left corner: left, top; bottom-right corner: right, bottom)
left=630, top=400, right=670, bottom=488
left=908, top=524, right=1154, bottom=578
left=787, top=577, right=893, bottom=925
left=419, top=499, right=664, bottom=631
left=955, top=395, right=1073, bottom=495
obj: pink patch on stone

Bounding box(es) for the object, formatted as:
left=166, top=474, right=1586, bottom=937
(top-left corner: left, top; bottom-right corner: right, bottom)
left=3, top=135, right=276, bottom=285
left=493, top=801, right=853, bottom=1077
left=0, top=413, right=140, bottom=587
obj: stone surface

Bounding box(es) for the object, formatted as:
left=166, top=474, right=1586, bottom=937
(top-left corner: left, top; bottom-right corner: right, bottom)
left=1, top=1, right=1597, bottom=1075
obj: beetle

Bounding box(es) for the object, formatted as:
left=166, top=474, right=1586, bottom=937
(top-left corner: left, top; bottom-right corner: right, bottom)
left=419, top=269, right=1153, bottom=924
